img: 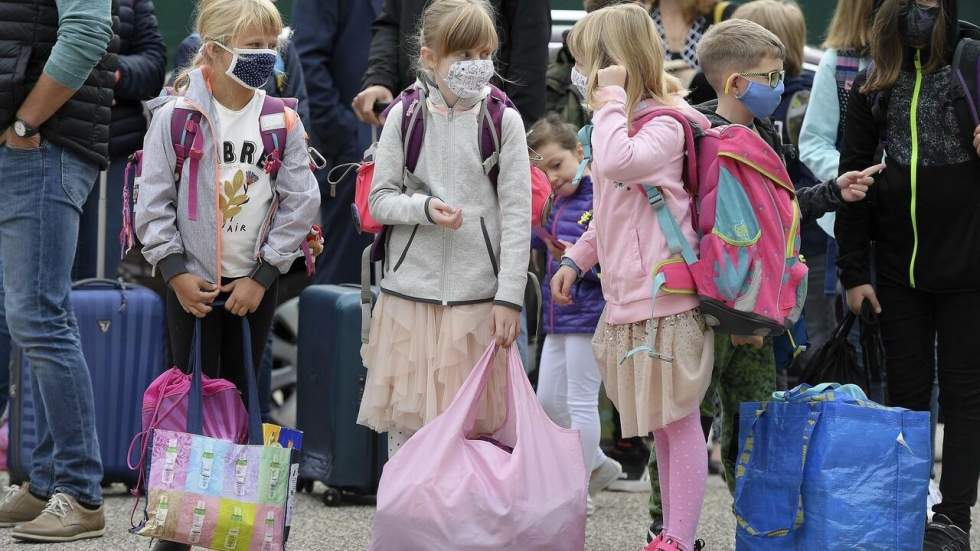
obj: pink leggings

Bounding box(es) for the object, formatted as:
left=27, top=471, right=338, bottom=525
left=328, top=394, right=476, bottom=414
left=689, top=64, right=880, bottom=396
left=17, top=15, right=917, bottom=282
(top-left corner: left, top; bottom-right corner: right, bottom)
left=652, top=411, right=708, bottom=551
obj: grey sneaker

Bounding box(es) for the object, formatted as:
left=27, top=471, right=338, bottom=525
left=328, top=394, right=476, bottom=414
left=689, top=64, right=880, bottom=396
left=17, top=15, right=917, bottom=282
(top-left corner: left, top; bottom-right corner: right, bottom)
left=10, top=493, right=105, bottom=542
left=0, top=484, right=47, bottom=528
left=588, top=457, right=623, bottom=497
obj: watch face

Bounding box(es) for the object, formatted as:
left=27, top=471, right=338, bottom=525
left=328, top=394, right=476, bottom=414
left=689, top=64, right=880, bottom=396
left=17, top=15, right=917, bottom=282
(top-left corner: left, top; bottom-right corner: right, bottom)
left=13, top=121, right=25, bottom=137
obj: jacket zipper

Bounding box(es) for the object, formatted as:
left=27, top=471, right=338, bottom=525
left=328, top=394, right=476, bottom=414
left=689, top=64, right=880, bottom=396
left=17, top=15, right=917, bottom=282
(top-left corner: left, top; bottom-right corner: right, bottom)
left=480, top=217, right=499, bottom=276
left=549, top=198, right=568, bottom=332
left=181, top=97, right=224, bottom=283
left=441, top=107, right=454, bottom=305
left=908, top=49, right=923, bottom=288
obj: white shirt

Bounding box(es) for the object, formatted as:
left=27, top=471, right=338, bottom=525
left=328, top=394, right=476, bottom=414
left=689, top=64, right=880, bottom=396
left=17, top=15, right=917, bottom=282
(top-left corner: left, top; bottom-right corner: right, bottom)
left=214, top=91, right=274, bottom=278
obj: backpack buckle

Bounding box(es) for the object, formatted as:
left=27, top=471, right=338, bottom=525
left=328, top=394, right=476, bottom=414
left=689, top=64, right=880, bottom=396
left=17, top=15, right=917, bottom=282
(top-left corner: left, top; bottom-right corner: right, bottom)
left=482, top=152, right=499, bottom=175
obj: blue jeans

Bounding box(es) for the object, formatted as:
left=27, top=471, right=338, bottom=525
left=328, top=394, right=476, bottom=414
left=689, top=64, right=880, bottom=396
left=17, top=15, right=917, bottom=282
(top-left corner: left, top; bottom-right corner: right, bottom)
left=73, top=156, right=126, bottom=280
left=0, top=142, right=103, bottom=505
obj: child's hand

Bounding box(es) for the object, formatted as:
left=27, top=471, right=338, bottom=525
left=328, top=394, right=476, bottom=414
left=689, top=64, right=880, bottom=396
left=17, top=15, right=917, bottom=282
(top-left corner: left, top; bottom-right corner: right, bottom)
left=222, top=278, right=266, bottom=317
left=551, top=265, right=578, bottom=306
left=170, top=274, right=219, bottom=318
left=836, top=163, right=885, bottom=202
left=428, top=199, right=463, bottom=230
left=597, top=65, right=627, bottom=88
left=490, top=305, right=521, bottom=348
left=731, top=335, right=764, bottom=349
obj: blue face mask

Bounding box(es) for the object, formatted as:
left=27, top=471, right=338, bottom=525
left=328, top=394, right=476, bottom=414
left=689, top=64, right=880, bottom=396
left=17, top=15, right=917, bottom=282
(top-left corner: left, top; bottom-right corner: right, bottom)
left=735, top=77, right=785, bottom=120
left=217, top=42, right=277, bottom=90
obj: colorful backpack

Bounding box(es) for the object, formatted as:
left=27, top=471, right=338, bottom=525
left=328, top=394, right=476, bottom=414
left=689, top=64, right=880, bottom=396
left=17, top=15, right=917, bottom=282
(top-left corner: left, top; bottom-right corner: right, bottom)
left=582, top=109, right=806, bottom=349
left=342, top=83, right=515, bottom=241
left=120, top=94, right=322, bottom=275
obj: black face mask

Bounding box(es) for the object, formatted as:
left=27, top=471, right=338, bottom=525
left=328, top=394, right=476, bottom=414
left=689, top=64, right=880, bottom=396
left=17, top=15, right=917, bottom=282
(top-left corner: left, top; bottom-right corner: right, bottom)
left=899, top=3, right=940, bottom=48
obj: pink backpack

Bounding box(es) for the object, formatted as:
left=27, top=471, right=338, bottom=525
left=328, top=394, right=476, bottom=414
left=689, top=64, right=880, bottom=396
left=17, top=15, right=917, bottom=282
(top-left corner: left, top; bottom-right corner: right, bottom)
left=596, top=109, right=806, bottom=348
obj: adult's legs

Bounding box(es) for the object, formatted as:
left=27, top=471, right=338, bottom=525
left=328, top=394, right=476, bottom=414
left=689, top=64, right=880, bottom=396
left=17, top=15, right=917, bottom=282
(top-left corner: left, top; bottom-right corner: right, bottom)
left=0, top=143, right=102, bottom=506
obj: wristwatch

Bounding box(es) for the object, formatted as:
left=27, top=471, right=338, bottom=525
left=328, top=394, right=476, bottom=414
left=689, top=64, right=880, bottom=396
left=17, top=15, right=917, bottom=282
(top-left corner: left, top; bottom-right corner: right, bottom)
left=13, top=119, right=39, bottom=139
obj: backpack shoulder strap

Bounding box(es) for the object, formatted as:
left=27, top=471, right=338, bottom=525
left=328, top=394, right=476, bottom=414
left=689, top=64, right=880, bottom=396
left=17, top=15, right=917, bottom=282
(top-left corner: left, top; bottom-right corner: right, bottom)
left=259, top=95, right=291, bottom=181
left=170, top=106, right=203, bottom=186
left=953, top=37, right=980, bottom=127
left=633, top=108, right=701, bottom=196
left=395, top=86, right=427, bottom=176
left=480, top=85, right=516, bottom=187
left=713, top=1, right=732, bottom=25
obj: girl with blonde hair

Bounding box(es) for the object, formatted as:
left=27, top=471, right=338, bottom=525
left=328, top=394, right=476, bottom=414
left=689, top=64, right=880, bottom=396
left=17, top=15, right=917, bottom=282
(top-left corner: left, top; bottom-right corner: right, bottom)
left=356, top=0, right=531, bottom=457
left=135, top=1, right=320, bottom=544
left=553, top=5, right=714, bottom=550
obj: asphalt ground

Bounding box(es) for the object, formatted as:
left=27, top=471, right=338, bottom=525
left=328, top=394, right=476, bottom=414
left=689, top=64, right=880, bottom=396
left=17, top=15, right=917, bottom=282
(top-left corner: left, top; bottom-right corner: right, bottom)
left=0, top=472, right=976, bottom=551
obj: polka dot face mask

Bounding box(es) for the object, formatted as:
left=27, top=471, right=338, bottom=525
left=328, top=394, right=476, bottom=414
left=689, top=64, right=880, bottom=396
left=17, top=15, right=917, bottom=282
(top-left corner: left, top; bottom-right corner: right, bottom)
left=216, top=42, right=277, bottom=90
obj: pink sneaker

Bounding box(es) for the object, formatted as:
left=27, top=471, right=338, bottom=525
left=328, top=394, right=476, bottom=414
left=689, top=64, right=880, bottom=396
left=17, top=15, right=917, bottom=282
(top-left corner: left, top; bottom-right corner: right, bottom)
left=641, top=537, right=681, bottom=551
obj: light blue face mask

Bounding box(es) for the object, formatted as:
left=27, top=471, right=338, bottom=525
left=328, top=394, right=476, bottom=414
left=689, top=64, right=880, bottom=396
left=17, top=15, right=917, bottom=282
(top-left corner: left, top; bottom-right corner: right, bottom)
left=734, top=77, right=785, bottom=120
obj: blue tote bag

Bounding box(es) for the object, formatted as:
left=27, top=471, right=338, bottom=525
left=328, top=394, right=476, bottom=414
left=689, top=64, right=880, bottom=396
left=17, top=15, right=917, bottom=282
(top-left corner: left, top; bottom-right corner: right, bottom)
left=734, top=384, right=931, bottom=550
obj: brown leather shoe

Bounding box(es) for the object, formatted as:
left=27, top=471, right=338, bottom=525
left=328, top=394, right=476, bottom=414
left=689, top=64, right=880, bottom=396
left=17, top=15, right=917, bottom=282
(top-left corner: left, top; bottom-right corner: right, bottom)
left=0, top=484, right=47, bottom=528
left=10, top=493, right=105, bottom=542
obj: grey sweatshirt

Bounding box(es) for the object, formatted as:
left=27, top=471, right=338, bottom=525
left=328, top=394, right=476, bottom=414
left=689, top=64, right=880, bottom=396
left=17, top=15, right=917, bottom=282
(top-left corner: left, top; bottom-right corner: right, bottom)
left=135, top=69, right=321, bottom=286
left=370, top=81, right=531, bottom=309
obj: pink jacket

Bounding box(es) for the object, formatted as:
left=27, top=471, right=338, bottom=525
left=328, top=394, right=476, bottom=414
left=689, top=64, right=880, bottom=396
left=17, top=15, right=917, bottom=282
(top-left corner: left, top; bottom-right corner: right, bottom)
left=565, top=86, right=711, bottom=326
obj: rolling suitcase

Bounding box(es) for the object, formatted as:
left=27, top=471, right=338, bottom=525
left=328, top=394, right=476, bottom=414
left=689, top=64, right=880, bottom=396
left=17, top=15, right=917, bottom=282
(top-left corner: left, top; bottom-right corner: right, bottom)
left=296, top=284, right=387, bottom=506
left=8, top=170, right=167, bottom=488
left=9, top=279, right=166, bottom=488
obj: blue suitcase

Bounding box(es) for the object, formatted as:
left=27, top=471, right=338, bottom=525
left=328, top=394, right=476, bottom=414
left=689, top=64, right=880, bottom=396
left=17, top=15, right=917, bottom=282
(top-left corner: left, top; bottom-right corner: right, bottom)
left=8, top=279, right=166, bottom=488
left=296, top=284, right=387, bottom=506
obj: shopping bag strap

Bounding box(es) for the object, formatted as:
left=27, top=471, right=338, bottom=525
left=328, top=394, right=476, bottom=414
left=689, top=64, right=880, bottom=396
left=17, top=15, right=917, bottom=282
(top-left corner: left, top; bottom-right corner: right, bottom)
left=186, top=305, right=264, bottom=445
left=733, top=401, right=822, bottom=537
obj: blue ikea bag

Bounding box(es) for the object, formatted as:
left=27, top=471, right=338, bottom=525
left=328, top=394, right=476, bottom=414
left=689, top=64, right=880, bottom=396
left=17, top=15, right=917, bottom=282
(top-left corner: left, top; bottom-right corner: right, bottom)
left=734, top=384, right=931, bottom=551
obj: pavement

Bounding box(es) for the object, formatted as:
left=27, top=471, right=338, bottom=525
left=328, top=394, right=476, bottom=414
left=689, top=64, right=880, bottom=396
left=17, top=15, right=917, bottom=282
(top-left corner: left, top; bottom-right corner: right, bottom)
left=1, top=472, right=977, bottom=551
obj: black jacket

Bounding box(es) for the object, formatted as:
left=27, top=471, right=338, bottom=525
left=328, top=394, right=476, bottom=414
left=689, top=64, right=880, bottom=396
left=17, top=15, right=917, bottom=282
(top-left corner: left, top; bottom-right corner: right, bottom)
left=111, top=0, right=165, bottom=159
left=361, top=0, right=551, bottom=125
left=0, top=0, right=119, bottom=168
left=836, top=0, right=980, bottom=292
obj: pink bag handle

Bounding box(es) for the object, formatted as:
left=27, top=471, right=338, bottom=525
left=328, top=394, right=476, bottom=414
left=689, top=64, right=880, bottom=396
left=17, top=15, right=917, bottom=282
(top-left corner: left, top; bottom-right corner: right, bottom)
left=444, top=344, right=555, bottom=456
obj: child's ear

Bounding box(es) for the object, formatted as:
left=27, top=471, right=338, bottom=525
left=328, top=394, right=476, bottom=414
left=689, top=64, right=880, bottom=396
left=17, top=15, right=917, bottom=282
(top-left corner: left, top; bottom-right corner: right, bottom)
left=723, top=73, right=741, bottom=97
left=420, top=47, right=437, bottom=72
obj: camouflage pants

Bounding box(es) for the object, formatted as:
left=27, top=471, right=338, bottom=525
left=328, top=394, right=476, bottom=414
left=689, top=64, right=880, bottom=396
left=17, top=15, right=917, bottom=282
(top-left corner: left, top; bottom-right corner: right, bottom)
left=648, top=334, right=775, bottom=518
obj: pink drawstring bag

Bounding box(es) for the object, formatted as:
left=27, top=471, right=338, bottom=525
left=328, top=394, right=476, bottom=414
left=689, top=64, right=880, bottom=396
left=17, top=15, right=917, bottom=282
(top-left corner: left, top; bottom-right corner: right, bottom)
left=0, top=417, right=8, bottom=472
left=370, top=344, right=587, bottom=551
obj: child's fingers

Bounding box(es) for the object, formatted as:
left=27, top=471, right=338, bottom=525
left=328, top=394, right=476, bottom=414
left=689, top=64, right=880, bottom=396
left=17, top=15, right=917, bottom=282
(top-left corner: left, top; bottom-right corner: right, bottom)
left=859, top=163, right=886, bottom=178
left=220, top=280, right=239, bottom=293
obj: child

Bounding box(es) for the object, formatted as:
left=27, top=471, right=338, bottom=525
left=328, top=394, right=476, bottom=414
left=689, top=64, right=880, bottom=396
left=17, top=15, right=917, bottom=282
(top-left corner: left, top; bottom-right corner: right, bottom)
left=356, top=0, right=531, bottom=458
left=134, top=0, right=320, bottom=546
left=691, top=17, right=882, bottom=498
left=528, top=115, right=621, bottom=515
left=837, top=0, right=980, bottom=547
left=551, top=5, right=715, bottom=550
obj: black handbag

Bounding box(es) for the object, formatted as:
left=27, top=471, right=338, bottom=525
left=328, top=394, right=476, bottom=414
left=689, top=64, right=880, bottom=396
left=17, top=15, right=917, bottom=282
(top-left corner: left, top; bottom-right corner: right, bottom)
left=800, top=300, right=881, bottom=395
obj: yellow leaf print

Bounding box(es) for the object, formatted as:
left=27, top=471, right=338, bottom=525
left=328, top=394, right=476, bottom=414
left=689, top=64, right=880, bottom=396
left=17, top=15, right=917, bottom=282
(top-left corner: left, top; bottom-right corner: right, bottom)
left=221, top=169, right=250, bottom=221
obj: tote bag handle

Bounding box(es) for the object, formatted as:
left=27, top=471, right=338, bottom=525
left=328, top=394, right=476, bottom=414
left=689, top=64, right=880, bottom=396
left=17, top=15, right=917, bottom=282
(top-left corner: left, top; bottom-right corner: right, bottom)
left=186, top=305, right=264, bottom=445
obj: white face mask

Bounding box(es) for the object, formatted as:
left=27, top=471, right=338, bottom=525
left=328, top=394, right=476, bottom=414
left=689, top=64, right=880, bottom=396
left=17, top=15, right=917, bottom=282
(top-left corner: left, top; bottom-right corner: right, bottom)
left=571, top=67, right=588, bottom=98
left=444, top=59, right=495, bottom=99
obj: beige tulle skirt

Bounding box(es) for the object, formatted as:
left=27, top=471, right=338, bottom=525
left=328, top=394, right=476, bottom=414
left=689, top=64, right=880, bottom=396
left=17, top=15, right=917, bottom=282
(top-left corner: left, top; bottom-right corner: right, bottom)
left=592, top=308, right=714, bottom=437
left=357, top=294, right=508, bottom=434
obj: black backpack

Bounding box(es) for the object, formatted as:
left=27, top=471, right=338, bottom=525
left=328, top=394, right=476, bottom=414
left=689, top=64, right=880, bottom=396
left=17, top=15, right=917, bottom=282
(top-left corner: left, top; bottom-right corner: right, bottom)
left=953, top=36, right=980, bottom=128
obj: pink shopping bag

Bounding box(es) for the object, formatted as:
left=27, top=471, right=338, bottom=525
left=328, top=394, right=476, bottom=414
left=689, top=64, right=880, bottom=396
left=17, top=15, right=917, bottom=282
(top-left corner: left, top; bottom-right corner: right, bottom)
left=370, top=344, right=587, bottom=551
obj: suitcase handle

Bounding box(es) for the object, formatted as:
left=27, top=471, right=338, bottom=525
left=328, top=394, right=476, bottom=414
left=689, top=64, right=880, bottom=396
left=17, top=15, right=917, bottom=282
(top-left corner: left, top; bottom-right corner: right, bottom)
left=72, top=278, right=129, bottom=291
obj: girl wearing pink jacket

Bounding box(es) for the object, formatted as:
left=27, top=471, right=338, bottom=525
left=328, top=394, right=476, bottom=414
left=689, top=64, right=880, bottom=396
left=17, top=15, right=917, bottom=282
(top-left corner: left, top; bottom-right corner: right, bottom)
left=551, top=6, right=713, bottom=551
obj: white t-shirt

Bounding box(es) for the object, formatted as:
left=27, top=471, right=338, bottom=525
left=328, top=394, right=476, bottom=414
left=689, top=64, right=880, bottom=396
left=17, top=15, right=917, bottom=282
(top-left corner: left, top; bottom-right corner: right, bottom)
left=214, top=91, right=274, bottom=278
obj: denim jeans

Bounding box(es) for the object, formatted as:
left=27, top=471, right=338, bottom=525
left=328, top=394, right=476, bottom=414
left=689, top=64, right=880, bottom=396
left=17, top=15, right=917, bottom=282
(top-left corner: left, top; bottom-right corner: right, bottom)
left=0, top=142, right=103, bottom=506
left=72, top=156, right=126, bottom=280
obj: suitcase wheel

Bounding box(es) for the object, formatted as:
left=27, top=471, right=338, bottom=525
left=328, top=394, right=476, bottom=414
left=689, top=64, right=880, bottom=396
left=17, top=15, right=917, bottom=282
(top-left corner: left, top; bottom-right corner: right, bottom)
left=322, top=486, right=343, bottom=507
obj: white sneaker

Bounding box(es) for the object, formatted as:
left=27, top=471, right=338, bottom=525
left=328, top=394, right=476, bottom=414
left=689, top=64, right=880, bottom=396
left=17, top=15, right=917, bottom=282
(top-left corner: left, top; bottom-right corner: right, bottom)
left=586, top=496, right=595, bottom=517
left=588, top=457, right=623, bottom=497
left=926, top=479, right=942, bottom=521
